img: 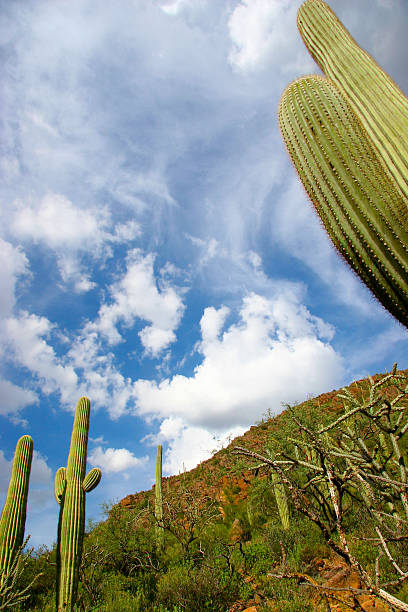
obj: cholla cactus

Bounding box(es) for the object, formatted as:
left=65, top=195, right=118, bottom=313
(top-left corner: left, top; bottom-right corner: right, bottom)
left=55, top=397, right=101, bottom=611
left=279, top=0, right=408, bottom=328
left=0, top=436, right=33, bottom=589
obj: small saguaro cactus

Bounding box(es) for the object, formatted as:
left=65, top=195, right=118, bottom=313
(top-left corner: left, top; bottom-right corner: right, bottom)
left=271, top=471, right=290, bottom=530
left=279, top=0, right=408, bottom=328
left=55, top=397, right=101, bottom=611
left=0, top=435, right=33, bottom=588
left=155, top=444, right=164, bottom=551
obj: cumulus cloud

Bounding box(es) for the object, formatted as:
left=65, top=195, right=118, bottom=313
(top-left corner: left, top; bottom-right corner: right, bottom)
left=12, top=194, right=108, bottom=249
left=200, top=305, right=230, bottom=344
left=90, top=249, right=185, bottom=356
left=5, top=312, right=79, bottom=404
left=0, top=379, right=37, bottom=421
left=150, top=416, right=246, bottom=474
left=228, top=0, right=315, bottom=74
left=88, top=446, right=148, bottom=474
left=134, top=291, right=345, bottom=429
left=10, top=194, right=140, bottom=292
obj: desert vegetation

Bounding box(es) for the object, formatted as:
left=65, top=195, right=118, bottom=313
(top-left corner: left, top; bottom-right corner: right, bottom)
left=2, top=366, right=408, bottom=611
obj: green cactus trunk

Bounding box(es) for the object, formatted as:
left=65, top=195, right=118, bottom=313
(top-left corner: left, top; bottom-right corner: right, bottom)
left=279, top=75, right=408, bottom=328
left=0, top=435, right=33, bottom=588
left=155, top=445, right=164, bottom=551
left=297, top=0, right=408, bottom=205
left=271, top=471, right=290, bottom=530
left=278, top=0, right=408, bottom=328
left=55, top=398, right=101, bottom=611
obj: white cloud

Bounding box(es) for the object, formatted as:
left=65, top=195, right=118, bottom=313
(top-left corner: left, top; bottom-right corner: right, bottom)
left=5, top=312, right=79, bottom=404
left=228, top=0, right=314, bottom=74
left=91, top=249, right=185, bottom=356
left=151, top=416, right=246, bottom=474
left=200, top=305, right=230, bottom=344
left=10, top=194, right=140, bottom=291
left=0, top=239, right=29, bottom=318
left=66, top=330, right=136, bottom=417
left=12, top=193, right=107, bottom=250
left=138, top=327, right=176, bottom=357
left=134, top=291, right=345, bottom=429
left=88, top=446, right=148, bottom=474
left=0, top=379, right=37, bottom=421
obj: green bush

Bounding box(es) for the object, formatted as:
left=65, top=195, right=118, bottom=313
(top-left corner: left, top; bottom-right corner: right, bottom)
left=244, top=539, right=273, bottom=576
left=156, top=561, right=240, bottom=612
left=263, top=577, right=315, bottom=611
left=96, top=573, right=153, bottom=611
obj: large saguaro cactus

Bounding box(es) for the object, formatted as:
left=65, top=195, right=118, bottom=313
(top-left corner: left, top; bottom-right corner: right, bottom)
left=279, top=0, right=408, bottom=328
left=55, top=397, right=101, bottom=611
left=297, top=0, right=408, bottom=203
left=0, top=435, right=33, bottom=588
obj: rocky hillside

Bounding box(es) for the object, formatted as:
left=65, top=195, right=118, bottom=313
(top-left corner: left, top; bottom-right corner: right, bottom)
left=119, top=368, right=402, bottom=514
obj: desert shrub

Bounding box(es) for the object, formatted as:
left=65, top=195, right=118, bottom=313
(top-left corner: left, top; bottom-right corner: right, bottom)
left=244, top=539, right=273, bottom=577
left=94, top=572, right=155, bottom=611
left=262, top=515, right=328, bottom=571
left=262, top=577, right=315, bottom=611
left=156, top=560, right=241, bottom=611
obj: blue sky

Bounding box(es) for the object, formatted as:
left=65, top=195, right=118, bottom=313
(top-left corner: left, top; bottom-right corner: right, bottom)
left=1, top=0, right=408, bottom=548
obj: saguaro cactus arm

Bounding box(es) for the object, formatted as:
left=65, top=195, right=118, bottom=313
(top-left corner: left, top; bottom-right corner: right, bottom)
left=83, top=468, right=101, bottom=492
left=0, top=435, right=33, bottom=588
left=54, top=468, right=66, bottom=504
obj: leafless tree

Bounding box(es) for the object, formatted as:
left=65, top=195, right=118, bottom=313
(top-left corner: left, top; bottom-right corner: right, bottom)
left=234, top=365, right=408, bottom=611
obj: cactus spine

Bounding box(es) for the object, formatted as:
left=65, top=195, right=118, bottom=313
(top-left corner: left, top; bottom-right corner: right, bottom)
left=155, top=444, right=164, bottom=551
left=55, top=397, right=101, bottom=611
left=271, top=471, right=290, bottom=530
left=0, top=436, right=33, bottom=588
left=279, top=1, right=408, bottom=328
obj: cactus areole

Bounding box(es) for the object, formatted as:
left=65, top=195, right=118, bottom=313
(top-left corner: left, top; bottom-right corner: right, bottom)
left=0, top=435, right=33, bottom=588
left=55, top=398, right=101, bottom=611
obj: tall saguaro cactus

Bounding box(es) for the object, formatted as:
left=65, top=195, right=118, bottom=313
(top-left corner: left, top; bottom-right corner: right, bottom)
left=279, top=0, right=408, bottom=328
left=155, top=444, right=164, bottom=551
left=0, top=435, right=33, bottom=588
left=55, top=397, right=101, bottom=611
